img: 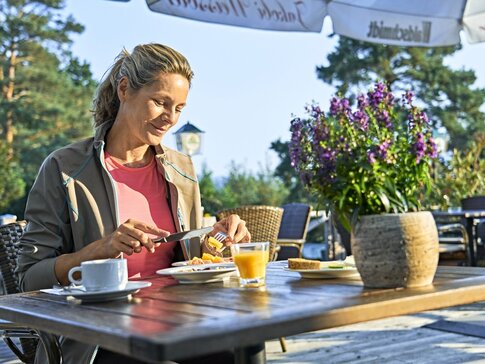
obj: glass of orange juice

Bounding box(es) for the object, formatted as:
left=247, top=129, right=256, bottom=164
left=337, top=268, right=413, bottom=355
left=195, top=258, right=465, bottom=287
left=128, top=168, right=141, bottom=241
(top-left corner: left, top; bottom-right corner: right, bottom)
left=230, top=242, right=269, bottom=288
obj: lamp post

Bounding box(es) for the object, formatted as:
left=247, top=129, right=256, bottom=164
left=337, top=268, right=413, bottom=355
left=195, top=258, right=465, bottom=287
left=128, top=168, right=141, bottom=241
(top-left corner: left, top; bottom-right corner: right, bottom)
left=173, top=121, right=205, bottom=156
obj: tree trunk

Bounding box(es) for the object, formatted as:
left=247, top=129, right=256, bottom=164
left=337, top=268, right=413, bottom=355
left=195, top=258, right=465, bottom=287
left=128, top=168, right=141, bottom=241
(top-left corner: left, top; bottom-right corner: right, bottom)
left=2, top=41, right=17, bottom=159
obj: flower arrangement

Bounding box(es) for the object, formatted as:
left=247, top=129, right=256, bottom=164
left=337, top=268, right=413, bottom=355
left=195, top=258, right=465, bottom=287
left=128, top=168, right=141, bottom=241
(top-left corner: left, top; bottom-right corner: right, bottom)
left=289, top=82, right=438, bottom=230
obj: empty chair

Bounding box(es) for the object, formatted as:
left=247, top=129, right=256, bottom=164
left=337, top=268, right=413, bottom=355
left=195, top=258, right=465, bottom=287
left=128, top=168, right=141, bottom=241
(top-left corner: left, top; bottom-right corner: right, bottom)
left=276, top=203, right=312, bottom=259
left=462, top=195, right=485, bottom=257
left=0, top=221, right=61, bottom=364
left=217, top=205, right=283, bottom=262
left=461, top=196, right=485, bottom=211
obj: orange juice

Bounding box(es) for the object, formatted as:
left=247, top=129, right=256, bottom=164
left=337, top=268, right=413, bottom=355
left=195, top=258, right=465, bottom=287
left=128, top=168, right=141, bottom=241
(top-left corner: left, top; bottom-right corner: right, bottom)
left=233, top=251, right=266, bottom=279
left=230, top=242, right=269, bottom=287
left=263, top=250, right=270, bottom=264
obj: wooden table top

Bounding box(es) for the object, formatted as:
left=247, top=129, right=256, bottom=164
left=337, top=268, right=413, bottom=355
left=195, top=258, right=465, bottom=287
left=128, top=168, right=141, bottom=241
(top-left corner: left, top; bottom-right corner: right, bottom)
left=1, top=262, right=485, bottom=362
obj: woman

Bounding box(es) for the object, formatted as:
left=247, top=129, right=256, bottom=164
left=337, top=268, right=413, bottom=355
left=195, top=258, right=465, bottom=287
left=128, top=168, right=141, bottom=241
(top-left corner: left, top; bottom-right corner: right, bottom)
left=17, top=43, right=249, bottom=363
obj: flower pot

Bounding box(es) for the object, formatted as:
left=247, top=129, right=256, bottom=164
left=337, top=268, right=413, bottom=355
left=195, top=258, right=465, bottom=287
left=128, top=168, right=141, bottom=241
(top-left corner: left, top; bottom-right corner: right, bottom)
left=351, top=211, right=439, bottom=288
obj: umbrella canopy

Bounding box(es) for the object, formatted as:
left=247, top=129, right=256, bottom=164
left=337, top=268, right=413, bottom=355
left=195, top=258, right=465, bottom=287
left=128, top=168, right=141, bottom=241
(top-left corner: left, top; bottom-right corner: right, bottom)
left=139, top=0, right=485, bottom=47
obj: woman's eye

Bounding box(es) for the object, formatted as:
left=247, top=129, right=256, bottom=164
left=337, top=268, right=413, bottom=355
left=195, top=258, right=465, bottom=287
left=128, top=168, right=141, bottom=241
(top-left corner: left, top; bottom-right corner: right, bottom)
left=154, top=99, right=164, bottom=106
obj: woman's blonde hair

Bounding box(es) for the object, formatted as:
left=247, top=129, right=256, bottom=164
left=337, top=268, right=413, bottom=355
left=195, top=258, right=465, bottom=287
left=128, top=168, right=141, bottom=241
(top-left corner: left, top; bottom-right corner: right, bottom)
left=92, top=43, right=194, bottom=127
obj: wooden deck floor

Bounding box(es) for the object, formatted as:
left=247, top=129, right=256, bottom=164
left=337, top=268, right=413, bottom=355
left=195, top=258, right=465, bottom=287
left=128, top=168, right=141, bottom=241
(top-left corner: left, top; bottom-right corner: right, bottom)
left=1, top=302, right=484, bottom=363
left=266, top=301, right=485, bottom=363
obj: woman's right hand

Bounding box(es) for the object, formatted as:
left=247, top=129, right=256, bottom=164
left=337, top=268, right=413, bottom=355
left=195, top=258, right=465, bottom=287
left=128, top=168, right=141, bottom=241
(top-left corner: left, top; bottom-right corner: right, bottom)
left=96, top=219, right=170, bottom=257
left=55, top=219, right=169, bottom=286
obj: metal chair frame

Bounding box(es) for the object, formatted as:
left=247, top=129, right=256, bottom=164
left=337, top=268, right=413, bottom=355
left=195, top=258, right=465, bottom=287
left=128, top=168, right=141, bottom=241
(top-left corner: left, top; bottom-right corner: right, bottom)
left=0, top=221, right=62, bottom=364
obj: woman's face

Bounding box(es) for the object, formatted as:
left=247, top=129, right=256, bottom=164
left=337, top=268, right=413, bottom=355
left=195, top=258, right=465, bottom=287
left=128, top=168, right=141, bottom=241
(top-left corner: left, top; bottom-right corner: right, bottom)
left=117, top=72, right=190, bottom=146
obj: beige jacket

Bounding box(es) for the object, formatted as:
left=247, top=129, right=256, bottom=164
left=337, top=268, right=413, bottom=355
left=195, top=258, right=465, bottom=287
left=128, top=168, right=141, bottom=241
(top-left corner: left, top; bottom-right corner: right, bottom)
left=17, top=121, right=203, bottom=364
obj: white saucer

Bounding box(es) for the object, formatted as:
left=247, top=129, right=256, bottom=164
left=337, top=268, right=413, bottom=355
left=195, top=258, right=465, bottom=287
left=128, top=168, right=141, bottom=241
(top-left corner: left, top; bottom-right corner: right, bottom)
left=42, top=281, right=152, bottom=303
left=157, top=265, right=237, bottom=284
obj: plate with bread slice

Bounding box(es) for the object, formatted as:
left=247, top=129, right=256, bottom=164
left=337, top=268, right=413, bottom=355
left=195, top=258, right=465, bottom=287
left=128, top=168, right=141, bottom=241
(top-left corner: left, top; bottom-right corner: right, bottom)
left=285, top=258, right=360, bottom=279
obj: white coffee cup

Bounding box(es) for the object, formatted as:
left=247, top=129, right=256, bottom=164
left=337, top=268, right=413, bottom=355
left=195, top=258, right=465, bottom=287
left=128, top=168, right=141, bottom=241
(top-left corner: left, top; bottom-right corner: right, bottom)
left=68, top=259, right=128, bottom=292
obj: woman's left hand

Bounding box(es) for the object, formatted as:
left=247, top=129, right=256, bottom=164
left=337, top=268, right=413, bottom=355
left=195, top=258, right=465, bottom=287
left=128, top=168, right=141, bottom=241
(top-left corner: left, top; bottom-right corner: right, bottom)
left=212, top=214, right=251, bottom=246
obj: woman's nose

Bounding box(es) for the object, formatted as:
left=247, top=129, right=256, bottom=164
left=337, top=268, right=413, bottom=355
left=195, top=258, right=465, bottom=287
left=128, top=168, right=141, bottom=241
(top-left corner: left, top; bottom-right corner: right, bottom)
left=162, top=110, right=176, bottom=124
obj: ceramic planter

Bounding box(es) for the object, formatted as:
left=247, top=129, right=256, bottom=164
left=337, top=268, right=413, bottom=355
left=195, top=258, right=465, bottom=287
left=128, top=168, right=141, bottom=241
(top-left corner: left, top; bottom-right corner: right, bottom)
left=351, top=211, right=439, bottom=288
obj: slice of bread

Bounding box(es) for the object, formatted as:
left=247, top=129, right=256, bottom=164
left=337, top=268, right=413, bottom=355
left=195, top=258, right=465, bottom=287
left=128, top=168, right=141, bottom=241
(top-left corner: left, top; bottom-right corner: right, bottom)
left=288, top=258, right=321, bottom=270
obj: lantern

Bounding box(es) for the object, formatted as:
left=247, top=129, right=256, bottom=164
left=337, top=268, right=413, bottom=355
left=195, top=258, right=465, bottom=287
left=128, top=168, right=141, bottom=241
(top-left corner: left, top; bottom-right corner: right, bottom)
left=173, top=121, right=204, bottom=156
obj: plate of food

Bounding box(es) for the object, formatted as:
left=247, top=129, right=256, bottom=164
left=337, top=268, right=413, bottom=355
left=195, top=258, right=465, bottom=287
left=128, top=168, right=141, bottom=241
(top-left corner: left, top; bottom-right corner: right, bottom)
left=285, top=258, right=360, bottom=279
left=172, top=253, right=233, bottom=267
left=157, top=264, right=237, bottom=284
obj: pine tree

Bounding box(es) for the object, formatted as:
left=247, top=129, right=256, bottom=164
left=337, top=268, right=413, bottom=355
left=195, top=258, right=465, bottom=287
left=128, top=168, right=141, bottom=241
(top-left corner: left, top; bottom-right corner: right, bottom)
left=0, top=0, right=96, bottom=214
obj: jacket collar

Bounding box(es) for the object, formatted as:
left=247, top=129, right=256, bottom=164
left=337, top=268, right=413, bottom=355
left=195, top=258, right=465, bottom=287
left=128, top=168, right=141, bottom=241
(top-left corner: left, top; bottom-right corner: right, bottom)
left=93, top=120, right=171, bottom=159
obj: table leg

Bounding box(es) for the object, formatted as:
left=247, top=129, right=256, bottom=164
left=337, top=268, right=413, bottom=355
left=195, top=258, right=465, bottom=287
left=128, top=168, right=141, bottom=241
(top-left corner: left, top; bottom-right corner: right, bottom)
left=465, top=217, right=477, bottom=267
left=234, top=342, right=266, bottom=364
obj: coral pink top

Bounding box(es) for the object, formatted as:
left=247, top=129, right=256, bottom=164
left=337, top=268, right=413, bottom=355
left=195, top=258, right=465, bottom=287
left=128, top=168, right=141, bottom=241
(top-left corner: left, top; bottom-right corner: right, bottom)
left=104, top=152, right=176, bottom=278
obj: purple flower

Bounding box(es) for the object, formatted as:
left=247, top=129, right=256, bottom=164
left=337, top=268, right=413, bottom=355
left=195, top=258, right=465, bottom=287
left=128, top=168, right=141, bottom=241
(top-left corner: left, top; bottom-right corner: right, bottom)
left=289, top=118, right=304, bottom=167
left=377, top=140, right=391, bottom=160
left=352, top=110, right=369, bottom=130
left=368, top=82, right=386, bottom=107
left=377, top=110, right=392, bottom=129
left=367, top=151, right=376, bottom=164
left=288, top=81, right=438, bottom=217
left=330, top=97, right=351, bottom=116
left=413, top=133, right=426, bottom=163
left=357, top=94, right=369, bottom=110
left=427, top=137, right=438, bottom=159
left=419, top=111, right=429, bottom=124
left=309, top=105, right=323, bottom=118
left=402, top=90, right=414, bottom=105
left=384, top=91, right=395, bottom=106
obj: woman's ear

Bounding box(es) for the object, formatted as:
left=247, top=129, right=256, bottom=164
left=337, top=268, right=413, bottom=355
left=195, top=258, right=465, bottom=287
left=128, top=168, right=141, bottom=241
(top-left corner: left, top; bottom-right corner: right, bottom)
left=117, top=76, right=129, bottom=101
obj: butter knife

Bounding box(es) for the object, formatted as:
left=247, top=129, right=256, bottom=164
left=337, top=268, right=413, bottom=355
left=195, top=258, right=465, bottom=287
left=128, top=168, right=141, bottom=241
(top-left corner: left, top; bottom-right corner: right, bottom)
left=153, top=226, right=213, bottom=243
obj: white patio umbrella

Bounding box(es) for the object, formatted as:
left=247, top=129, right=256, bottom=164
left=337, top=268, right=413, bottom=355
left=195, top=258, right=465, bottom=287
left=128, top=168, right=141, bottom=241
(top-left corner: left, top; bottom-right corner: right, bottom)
left=111, top=0, right=485, bottom=47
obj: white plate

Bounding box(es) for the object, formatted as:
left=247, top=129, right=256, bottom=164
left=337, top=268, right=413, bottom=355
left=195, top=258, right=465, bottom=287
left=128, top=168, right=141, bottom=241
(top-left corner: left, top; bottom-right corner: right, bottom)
left=42, top=281, right=152, bottom=303
left=172, top=260, right=234, bottom=267
left=284, top=266, right=360, bottom=279
left=157, top=265, right=237, bottom=284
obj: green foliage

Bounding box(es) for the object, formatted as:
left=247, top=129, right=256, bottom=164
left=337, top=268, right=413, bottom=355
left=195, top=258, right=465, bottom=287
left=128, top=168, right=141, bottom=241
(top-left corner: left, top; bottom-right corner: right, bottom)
left=424, top=133, right=485, bottom=209
left=199, top=162, right=289, bottom=216
left=0, top=0, right=96, bottom=216
left=289, top=82, right=437, bottom=230
left=317, top=37, right=485, bottom=150
left=270, top=139, right=317, bottom=205
left=198, top=163, right=224, bottom=216
left=0, top=140, right=25, bottom=211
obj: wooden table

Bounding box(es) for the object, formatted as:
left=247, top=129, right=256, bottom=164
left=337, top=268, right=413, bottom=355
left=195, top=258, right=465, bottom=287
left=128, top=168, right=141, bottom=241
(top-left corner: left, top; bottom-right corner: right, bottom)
left=1, top=262, right=485, bottom=363
left=433, top=210, right=485, bottom=266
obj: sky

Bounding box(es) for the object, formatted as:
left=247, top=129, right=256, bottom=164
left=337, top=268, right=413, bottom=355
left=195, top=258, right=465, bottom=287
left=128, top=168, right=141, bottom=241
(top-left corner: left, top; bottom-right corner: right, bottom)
left=63, top=0, right=485, bottom=178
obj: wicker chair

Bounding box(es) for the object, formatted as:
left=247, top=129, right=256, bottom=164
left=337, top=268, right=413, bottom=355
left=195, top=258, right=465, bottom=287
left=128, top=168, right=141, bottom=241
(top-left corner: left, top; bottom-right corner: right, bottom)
left=0, top=221, right=61, bottom=364
left=217, top=205, right=283, bottom=262
left=276, top=203, right=312, bottom=259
